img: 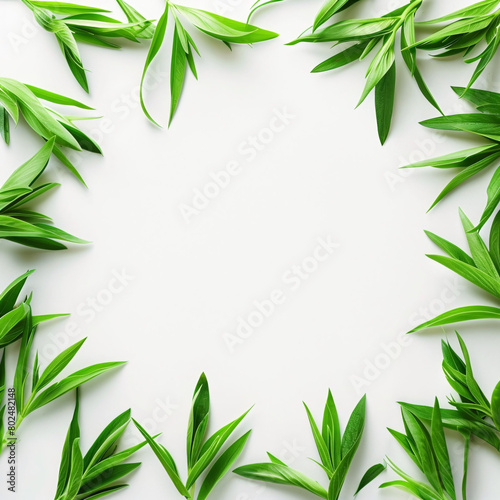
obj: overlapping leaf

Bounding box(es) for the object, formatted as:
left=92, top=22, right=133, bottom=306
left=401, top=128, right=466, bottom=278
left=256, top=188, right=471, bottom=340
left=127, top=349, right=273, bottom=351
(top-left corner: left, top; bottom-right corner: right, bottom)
left=140, top=3, right=278, bottom=126
left=400, top=333, right=500, bottom=454
left=289, top=0, right=441, bottom=144
left=21, top=0, right=153, bottom=92
left=134, top=373, right=251, bottom=499
left=382, top=400, right=458, bottom=500
left=0, top=140, right=87, bottom=250
left=413, top=0, right=500, bottom=92
left=410, top=209, right=500, bottom=332
left=0, top=78, right=100, bottom=183
left=235, top=392, right=378, bottom=499
left=54, top=391, right=144, bottom=500
left=0, top=306, right=124, bottom=452
left=406, top=86, right=500, bottom=230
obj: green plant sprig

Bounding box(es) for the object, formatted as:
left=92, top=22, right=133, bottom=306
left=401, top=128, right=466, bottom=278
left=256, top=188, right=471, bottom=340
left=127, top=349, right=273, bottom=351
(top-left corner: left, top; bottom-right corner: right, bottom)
left=21, top=0, right=154, bottom=92
left=133, top=373, right=252, bottom=500
left=54, top=390, right=147, bottom=500
left=0, top=307, right=125, bottom=452
left=406, top=86, right=500, bottom=230
left=409, top=208, right=500, bottom=332
left=0, top=270, right=65, bottom=349
left=288, top=0, right=441, bottom=144
left=247, top=0, right=286, bottom=22
left=0, top=140, right=88, bottom=250
left=382, top=399, right=461, bottom=500
left=235, top=392, right=383, bottom=499
left=411, top=0, right=500, bottom=93
left=400, top=333, right=500, bottom=455
left=0, top=78, right=101, bottom=184
left=140, top=2, right=279, bottom=127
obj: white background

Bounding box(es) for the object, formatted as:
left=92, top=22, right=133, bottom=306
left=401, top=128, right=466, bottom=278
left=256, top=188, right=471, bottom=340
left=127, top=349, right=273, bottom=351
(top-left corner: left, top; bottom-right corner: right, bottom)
left=1, top=0, right=500, bottom=498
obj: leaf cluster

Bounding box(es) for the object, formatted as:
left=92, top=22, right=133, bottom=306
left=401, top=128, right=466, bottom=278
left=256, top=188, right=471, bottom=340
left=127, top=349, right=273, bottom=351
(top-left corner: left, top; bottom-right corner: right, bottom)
left=140, top=2, right=278, bottom=126
left=0, top=78, right=100, bottom=184
left=0, top=307, right=124, bottom=449
left=414, top=0, right=500, bottom=92
left=134, top=373, right=251, bottom=499
left=289, top=0, right=440, bottom=144
left=54, top=391, right=145, bottom=500
left=234, top=392, right=379, bottom=499
left=22, top=0, right=154, bottom=92
left=382, top=399, right=459, bottom=500
left=409, top=209, right=500, bottom=332
left=407, top=87, right=500, bottom=229
left=0, top=140, right=87, bottom=250
left=401, top=333, right=500, bottom=454
left=0, top=270, right=63, bottom=349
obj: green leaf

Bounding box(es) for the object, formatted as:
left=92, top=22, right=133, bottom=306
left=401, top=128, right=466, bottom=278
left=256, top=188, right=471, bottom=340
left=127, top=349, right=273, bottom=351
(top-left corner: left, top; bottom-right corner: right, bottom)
left=427, top=254, right=500, bottom=298
left=0, top=304, right=30, bottom=345
left=428, top=153, right=500, bottom=211
left=431, top=399, right=456, bottom=500
left=404, top=144, right=500, bottom=169
left=139, top=4, right=169, bottom=126
left=313, top=0, right=363, bottom=31
left=133, top=419, right=191, bottom=497
left=186, top=407, right=251, bottom=488
left=311, top=43, right=368, bottom=73
left=354, top=462, right=386, bottom=495
left=116, top=0, right=154, bottom=38
left=304, top=402, right=332, bottom=473
left=425, top=230, right=475, bottom=266
left=322, top=390, right=341, bottom=469
left=416, top=15, right=494, bottom=47
left=418, top=0, right=500, bottom=25
left=375, top=61, right=396, bottom=144
left=25, top=84, right=93, bottom=109
left=82, top=439, right=148, bottom=484
left=1, top=139, right=54, bottom=192
left=490, top=211, right=500, bottom=274
left=475, top=164, right=500, bottom=231
left=24, top=362, right=125, bottom=416
left=0, top=270, right=34, bottom=316
left=34, top=338, right=86, bottom=393
left=421, top=113, right=500, bottom=141
left=197, top=431, right=251, bottom=500
left=453, top=85, right=500, bottom=112
left=459, top=209, right=499, bottom=277
left=64, top=437, right=84, bottom=499
left=80, top=485, right=128, bottom=499
left=30, top=1, right=110, bottom=15
left=247, top=0, right=285, bottom=23
left=56, top=390, right=81, bottom=498
left=175, top=6, right=279, bottom=44
left=83, top=408, right=131, bottom=470
left=79, top=463, right=140, bottom=496
left=0, top=106, right=10, bottom=144
left=328, top=395, right=366, bottom=500
left=169, top=22, right=188, bottom=127
left=409, top=305, right=500, bottom=332
left=491, top=381, right=500, bottom=430
left=357, top=35, right=395, bottom=106
left=187, top=373, right=210, bottom=470
left=234, top=462, right=328, bottom=498
left=290, top=18, right=397, bottom=45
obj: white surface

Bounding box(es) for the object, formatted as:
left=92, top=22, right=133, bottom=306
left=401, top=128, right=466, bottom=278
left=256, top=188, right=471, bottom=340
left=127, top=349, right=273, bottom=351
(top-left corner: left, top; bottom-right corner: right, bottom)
left=1, top=0, right=500, bottom=498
